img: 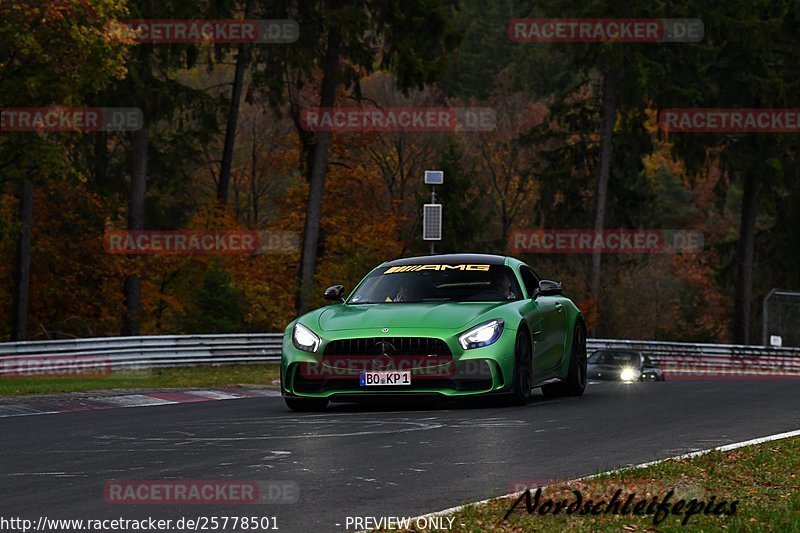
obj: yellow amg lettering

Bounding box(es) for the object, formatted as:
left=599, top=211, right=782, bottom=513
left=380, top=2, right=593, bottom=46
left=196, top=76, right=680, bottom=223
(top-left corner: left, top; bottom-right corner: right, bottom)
left=384, top=263, right=492, bottom=274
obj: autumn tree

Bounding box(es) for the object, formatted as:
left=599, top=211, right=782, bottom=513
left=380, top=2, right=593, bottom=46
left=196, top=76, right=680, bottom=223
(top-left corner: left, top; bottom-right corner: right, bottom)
left=105, top=0, right=227, bottom=335
left=517, top=1, right=677, bottom=328
left=0, top=0, right=129, bottom=340
left=250, top=0, right=458, bottom=313
left=656, top=0, right=800, bottom=343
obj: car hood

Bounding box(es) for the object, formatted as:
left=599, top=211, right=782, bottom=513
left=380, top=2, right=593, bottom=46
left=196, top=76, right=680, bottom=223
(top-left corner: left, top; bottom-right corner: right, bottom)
left=588, top=364, right=637, bottom=371
left=317, top=302, right=508, bottom=332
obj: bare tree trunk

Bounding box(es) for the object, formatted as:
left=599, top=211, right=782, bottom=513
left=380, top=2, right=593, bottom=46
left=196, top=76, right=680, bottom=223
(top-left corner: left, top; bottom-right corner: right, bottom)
left=590, top=71, right=619, bottom=319
left=296, top=24, right=342, bottom=314
left=734, top=170, right=757, bottom=344
left=122, top=127, right=149, bottom=336
left=93, top=130, right=109, bottom=191
left=250, top=118, right=259, bottom=225
left=11, top=180, right=33, bottom=341
left=217, top=0, right=254, bottom=205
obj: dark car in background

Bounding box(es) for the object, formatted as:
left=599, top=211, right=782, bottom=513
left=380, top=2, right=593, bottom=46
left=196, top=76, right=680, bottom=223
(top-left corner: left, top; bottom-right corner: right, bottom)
left=587, top=350, right=665, bottom=382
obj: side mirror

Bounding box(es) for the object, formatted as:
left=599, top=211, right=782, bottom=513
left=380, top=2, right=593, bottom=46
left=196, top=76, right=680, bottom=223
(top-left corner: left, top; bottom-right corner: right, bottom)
left=534, top=279, right=563, bottom=298
left=323, top=284, right=345, bottom=302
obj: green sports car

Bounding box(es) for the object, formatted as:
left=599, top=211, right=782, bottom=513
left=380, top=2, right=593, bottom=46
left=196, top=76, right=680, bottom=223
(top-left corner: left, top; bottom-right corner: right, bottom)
left=280, top=253, right=587, bottom=411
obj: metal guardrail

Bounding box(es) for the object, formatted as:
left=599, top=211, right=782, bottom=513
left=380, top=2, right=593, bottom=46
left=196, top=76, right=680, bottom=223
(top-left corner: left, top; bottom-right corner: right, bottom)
left=0, top=334, right=797, bottom=376
left=588, top=338, right=800, bottom=375
left=588, top=338, right=800, bottom=358
left=0, top=334, right=283, bottom=374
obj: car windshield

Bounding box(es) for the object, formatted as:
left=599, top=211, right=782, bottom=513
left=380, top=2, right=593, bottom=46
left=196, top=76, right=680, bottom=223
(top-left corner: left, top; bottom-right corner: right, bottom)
left=348, top=264, right=522, bottom=304
left=588, top=351, right=640, bottom=366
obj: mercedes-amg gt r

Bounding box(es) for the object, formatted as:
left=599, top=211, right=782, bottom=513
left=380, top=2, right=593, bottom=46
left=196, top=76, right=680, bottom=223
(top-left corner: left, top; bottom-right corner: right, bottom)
left=280, top=254, right=587, bottom=411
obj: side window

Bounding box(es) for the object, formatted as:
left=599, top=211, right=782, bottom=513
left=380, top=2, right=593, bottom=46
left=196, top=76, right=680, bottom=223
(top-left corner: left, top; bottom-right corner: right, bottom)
left=519, top=267, right=538, bottom=298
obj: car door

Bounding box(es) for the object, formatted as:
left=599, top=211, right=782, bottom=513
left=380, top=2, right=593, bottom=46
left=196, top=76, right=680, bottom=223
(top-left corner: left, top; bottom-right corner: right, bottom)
left=547, top=292, right=569, bottom=366
left=519, top=266, right=566, bottom=374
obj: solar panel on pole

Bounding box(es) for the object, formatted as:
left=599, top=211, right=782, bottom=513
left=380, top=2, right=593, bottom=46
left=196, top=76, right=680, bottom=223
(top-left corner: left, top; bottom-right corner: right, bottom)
left=422, top=204, right=442, bottom=241
left=424, top=170, right=444, bottom=185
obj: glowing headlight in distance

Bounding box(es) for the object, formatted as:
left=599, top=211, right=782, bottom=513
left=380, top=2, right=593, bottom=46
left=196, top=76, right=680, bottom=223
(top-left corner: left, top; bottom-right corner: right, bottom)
left=459, top=319, right=504, bottom=350
left=292, top=323, right=320, bottom=353
left=620, top=367, right=640, bottom=382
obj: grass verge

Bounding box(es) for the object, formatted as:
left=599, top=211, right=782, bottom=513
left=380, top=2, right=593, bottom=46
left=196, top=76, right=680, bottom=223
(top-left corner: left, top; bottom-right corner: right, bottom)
left=0, top=363, right=280, bottom=397
left=381, top=435, right=800, bottom=532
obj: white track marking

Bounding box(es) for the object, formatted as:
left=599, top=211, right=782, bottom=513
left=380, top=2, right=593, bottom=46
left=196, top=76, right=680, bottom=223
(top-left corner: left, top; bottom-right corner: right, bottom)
left=0, top=389, right=281, bottom=418
left=0, top=406, right=58, bottom=418
left=98, top=395, right=177, bottom=407
left=187, top=390, right=244, bottom=400
left=406, top=428, right=800, bottom=524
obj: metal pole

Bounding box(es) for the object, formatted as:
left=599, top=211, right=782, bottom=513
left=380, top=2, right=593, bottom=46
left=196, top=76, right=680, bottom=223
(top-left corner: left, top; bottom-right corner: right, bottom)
left=762, top=288, right=774, bottom=346
left=430, top=186, right=436, bottom=254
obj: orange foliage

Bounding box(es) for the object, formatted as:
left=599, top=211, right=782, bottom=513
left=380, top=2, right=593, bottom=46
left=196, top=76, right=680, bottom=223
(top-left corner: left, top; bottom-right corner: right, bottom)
left=0, top=181, right=127, bottom=339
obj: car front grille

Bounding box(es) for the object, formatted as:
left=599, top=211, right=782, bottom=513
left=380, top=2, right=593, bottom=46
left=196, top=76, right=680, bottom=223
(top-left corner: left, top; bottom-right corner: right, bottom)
left=323, top=337, right=451, bottom=357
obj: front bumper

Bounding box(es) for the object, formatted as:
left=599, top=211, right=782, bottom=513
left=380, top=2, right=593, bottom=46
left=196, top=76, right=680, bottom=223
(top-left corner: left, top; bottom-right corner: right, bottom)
left=588, top=368, right=663, bottom=382
left=281, top=326, right=517, bottom=399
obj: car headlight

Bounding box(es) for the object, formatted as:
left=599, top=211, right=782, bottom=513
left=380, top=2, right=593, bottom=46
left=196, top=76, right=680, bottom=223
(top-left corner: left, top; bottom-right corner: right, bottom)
left=292, top=323, right=320, bottom=353
left=620, top=367, right=640, bottom=382
left=459, top=319, right=504, bottom=350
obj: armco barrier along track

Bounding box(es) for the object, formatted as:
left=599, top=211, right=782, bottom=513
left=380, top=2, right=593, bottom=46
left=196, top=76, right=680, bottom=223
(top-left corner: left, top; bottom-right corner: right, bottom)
left=0, top=334, right=797, bottom=375
left=0, top=334, right=282, bottom=373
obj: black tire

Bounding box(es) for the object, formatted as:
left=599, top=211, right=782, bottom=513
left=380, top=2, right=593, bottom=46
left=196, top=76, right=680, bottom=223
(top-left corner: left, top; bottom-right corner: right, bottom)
left=284, top=397, right=329, bottom=412
left=509, top=327, right=533, bottom=405
left=542, top=321, right=587, bottom=398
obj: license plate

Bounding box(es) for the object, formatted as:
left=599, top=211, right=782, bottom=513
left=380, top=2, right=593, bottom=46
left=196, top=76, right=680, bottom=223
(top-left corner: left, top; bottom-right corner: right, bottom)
left=359, top=371, right=411, bottom=386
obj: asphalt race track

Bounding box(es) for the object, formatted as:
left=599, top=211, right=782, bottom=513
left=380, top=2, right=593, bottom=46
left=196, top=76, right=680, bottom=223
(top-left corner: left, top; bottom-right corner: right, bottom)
left=2, top=380, right=799, bottom=531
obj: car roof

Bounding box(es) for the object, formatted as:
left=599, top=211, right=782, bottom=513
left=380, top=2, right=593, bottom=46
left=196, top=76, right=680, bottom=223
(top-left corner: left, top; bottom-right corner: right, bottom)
left=381, top=253, right=511, bottom=267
